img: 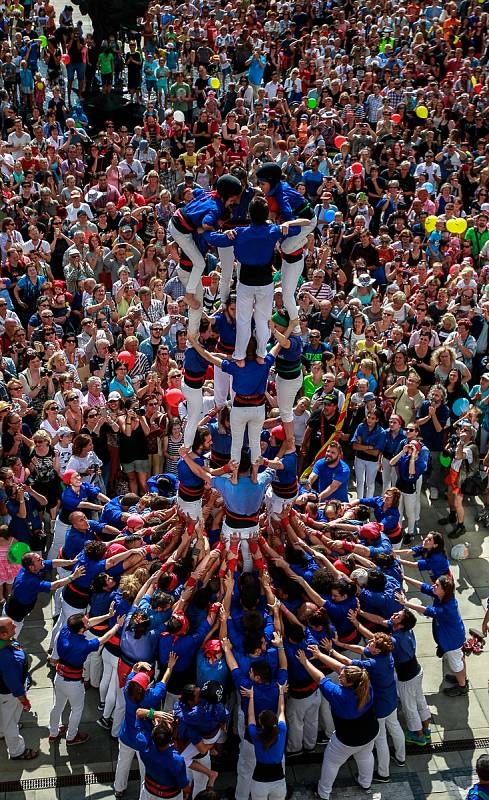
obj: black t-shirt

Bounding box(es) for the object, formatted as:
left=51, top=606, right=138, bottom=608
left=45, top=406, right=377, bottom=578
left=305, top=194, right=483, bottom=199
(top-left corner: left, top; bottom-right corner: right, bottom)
left=306, top=409, right=339, bottom=460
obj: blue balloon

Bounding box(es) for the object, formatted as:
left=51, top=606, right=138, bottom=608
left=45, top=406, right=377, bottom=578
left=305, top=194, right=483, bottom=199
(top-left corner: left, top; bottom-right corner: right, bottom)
left=423, top=182, right=434, bottom=194
left=324, top=209, right=336, bottom=223
left=452, top=397, right=470, bottom=417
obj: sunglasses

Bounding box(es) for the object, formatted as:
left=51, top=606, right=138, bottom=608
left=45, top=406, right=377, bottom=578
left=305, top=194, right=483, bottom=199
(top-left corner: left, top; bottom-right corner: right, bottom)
left=88, top=412, right=99, bottom=418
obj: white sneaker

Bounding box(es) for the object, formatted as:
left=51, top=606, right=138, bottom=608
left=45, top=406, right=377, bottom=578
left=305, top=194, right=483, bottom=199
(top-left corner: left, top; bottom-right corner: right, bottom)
left=430, top=487, right=439, bottom=500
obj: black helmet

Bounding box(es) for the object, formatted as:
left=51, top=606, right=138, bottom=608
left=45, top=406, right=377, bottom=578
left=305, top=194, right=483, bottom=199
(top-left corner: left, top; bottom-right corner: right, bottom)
left=216, top=174, right=242, bottom=200
left=256, top=162, right=282, bottom=188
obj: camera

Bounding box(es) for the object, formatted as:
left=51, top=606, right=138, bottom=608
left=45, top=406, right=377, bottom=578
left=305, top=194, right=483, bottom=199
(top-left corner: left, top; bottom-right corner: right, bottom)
left=136, top=407, right=145, bottom=416
left=40, top=368, right=53, bottom=377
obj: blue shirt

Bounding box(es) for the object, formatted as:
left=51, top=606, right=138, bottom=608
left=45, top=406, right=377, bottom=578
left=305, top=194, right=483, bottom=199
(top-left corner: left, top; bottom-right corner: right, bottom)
left=62, top=521, right=101, bottom=559
left=312, top=458, right=350, bottom=501
left=9, top=560, right=53, bottom=611
left=351, top=422, right=386, bottom=456
left=212, top=469, right=275, bottom=516
left=416, top=400, right=450, bottom=451
left=411, top=546, right=450, bottom=581
left=421, top=583, right=465, bottom=652
left=60, top=482, right=101, bottom=515
left=159, top=619, right=211, bottom=673
left=360, top=576, right=401, bottom=618
left=249, top=719, right=287, bottom=764
left=0, top=640, right=28, bottom=696
left=232, top=667, right=288, bottom=719
left=119, top=673, right=167, bottom=747
left=359, top=496, right=400, bottom=534
left=206, top=223, right=298, bottom=273
left=135, top=730, right=188, bottom=793
left=175, top=698, right=229, bottom=743
left=57, top=626, right=99, bottom=667
left=146, top=473, right=178, bottom=497
left=319, top=676, right=374, bottom=718
left=221, top=354, right=274, bottom=396
left=180, top=192, right=225, bottom=229
left=352, top=648, right=397, bottom=718
left=99, top=496, right=127, bottom=529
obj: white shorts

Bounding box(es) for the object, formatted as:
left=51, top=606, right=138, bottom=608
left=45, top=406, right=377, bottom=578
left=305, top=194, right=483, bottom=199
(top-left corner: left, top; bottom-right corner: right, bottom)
left=444, top=647, right=464, bottom=673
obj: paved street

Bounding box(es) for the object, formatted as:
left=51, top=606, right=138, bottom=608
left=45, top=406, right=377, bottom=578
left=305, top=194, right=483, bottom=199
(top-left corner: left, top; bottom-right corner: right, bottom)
left=1, top=487, right=488, bottom=800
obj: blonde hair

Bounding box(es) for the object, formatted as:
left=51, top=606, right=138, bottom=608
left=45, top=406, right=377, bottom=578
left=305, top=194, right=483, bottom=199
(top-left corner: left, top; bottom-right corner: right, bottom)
left=342, top=666, right=371, bottom=710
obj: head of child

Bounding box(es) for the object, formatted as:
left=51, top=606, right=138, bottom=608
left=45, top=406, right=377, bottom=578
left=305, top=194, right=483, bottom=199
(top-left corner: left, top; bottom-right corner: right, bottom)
left=0, top=524, right=10, bottom=540
left=476, top=753, right=489, bottom=785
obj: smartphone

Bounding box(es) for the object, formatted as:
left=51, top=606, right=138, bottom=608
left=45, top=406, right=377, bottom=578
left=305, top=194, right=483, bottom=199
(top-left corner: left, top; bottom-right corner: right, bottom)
left=105, top=292, right=112, bottom=302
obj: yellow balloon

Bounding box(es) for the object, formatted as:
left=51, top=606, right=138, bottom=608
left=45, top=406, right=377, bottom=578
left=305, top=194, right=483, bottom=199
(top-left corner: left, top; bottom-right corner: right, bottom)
left=471, top=75, right=477, bottom=87
left=210, top=77, right=220, bottom=90
left=446, top=219, right=458, bottom=234
left=416, top=105, right=429, bottom=119
left=455, top=218, right=468, bottom=234
left=425, top=215, right=437, bottom=233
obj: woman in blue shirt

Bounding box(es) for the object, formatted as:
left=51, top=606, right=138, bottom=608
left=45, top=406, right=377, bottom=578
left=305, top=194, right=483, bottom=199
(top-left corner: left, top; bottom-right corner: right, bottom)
left=243, top=681, right=287, bottom=800
left=397, top=531, right=450, bottom=581
left=352, top=487, right=402, bottom=546
left=397, top=574, right=467, bottom=696
left=297, top=650, right=378, bottom=800
left=351, top=409, right=386, bottom=500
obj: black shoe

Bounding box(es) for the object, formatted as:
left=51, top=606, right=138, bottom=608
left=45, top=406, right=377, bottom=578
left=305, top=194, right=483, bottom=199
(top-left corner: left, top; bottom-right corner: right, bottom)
left=316, top=731, right=330, bottom=744
left=444, top=674, right=458, bottom=684
left=443, top=682, right=469, bottom=697
left=402, top=534, right=413, bottom=544
left=391, top=754, right=406, bottom=767
left=96, top=717, right=112, bottom=731
left=286, top=750, right=303, bottom=758
left=373, top=772, right=391, bottom=783
left=97, top=702, right=105, bottom=712
left=448, top=523, right=466, bottom=538
left=438, top=512, right=456, bottom=525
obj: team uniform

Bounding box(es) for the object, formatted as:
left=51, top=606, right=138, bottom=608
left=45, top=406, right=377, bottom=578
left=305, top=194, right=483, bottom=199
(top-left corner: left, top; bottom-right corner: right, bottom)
left=182, top=343, right=210, bottom=448
left=212, top=310, right=237, bottom=408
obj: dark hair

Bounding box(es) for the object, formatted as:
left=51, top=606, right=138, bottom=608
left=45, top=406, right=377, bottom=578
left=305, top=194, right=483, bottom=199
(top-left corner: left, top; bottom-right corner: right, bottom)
left=476, top=754, right=489, bottom=782
left=192, top=425, right=210, bottom=452
left=84, top=540, right=107, bottom=560
left=152, top=720, right=173, bottom=749
left=67, top=613, right=86, bottom=633
left=366, top=569, right=387, bottom=592
left=257, top=709, right=280, bottom=750
left=422, top=531, right=446, bottom=558
left=397, top=608, right=417, bottom=631
left=437, top=574, right=455, bottom=602
left=249, top=660, right=272, bottom=683
left=249, top=195, right=270, bottom=224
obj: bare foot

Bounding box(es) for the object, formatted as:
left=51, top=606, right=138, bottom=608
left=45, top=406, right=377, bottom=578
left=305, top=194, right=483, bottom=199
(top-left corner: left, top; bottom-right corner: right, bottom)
left=184, top=292, right=201, bottom=310
left=289, top=317, right=300, bottom=330
left=207, top=770, right=219, bottom=787
left=251, top=463, right=259, bottom=483
left=233, top=358, right=245, bottom=367
left=230, top=465, right=238, bottom=485
left=256, top=356, right=265, bottom=364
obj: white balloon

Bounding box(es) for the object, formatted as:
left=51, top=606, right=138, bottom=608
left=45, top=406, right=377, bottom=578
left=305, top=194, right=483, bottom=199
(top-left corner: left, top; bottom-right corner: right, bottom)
left=173, top=110, right=185, bottom=123
left=451, top=543, right=469, bottom=560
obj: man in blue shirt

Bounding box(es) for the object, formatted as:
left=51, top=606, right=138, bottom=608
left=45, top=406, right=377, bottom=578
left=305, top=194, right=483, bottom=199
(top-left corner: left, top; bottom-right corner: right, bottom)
left=310, top=442, right=351, bottom=502
left=5, top=551, right=85, bottom=636
left=49, top=610, right=123, bottom=746
left=0, top=616, right=36, bottom=760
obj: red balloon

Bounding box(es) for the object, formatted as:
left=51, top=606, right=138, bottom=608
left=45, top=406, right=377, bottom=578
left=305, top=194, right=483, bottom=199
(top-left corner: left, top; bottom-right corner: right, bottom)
left=351, top=162, right=363, bottom=175
left=61, top=54, right=70, bottom=65
left=334, top=135, right=347, bottom=148
left=474, top=83, right=483, bottom=94
left=391, top=113, right=401, bottom=124
left=118, top=350, right=136, bottom=370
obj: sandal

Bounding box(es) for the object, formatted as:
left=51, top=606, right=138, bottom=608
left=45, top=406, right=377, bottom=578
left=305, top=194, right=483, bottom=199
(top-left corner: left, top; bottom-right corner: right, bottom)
left=11, top=748, right=38, bottom=760
left=473, top=642, right=483, bottom=655
left=463, top=639, right=475, bottom=654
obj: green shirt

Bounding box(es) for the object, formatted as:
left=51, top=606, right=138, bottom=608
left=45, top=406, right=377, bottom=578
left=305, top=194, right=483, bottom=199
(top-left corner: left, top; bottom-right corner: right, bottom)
left=465, top=226, right=489, bottom=257
left=98, top=52, right=114, bottom=75
left=169, top=81, right=191, bottom=112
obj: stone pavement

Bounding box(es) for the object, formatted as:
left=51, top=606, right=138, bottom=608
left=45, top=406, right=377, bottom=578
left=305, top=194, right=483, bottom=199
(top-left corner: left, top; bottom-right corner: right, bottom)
left=1, top=487, right=489, bottom=800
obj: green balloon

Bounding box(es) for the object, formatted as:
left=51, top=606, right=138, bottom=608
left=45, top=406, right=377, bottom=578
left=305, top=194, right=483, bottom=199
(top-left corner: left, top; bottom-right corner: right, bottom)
left=307, top=97, right=317, bottom=109
left=39, top=35, right=48, bottom=47
left=8, top=542, right=30, bottom=564
left=439, top=453, right=452, bottom=468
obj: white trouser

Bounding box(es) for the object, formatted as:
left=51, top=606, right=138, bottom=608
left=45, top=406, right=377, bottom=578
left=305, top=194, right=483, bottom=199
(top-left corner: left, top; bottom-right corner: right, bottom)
left=399, top=491, right=417, bottom=535
left=176, top=497, right=203, bottom=522
left=112, top=681, right=126, bottom=737
left=318, top=732, right=375, bottom=799
left=396, top=668, right=430, bottom=732
left=251, top=778, right=287, bottom=800
left=213, top=364, right=232, bottom=408
left=280, top=219, right=316, bottom=320
left=53, top=565, right=70, bottom=617
left=286, top=689, right=320, bottom=753
left=416, top=474, right=422, bottom=521
left=48, top=517, right=69, bottom=560
left=230, top=404, right=265, bottom=464
left=218, top=246, right=238, bottom=303
left=382, top=457, right=396, bottom=492
left=319, top=671, right=339, bottom=737
left=235, top=281, right=274, bottom=360
left=187, top=751, right=211, bottom=796
left=265, top=486, right=298, bottom=520
left=0, top=694, right=25, bottom=757
left=177, top=267, right=203, bottom=336
left=99, top=648, right=119, bottom=717
left=168, top=219, right=206, bottom=297
left=236, top=738, right=255, bottom=800
left=114, top=740, right=145, bottom=792
left=276, top=374, right=303, bottom=424
left=83, top=630, right=103, bottom=688
left=183, top=384, right=203, bottom=448
left=354, top=457, right=379, bottom=500
left=49, top=674, right=85, bottom=741
left=140, top=790, right=183, bottom=800
left=375, top=708, right=405, bottom=777
left=51, top=598, right=87, bottom=658
left=222, top=520, right=258, bottom=573
left=13, top=620, right=24, bottom=638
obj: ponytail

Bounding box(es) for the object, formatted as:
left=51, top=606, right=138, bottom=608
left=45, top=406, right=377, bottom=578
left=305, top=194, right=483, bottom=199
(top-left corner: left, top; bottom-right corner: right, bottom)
left=257, top=710, right=279, bottom=751
left=343, top=665, right=371, bottom=710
